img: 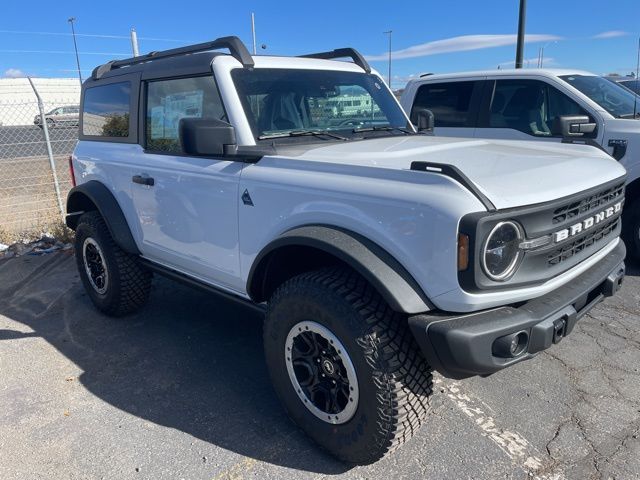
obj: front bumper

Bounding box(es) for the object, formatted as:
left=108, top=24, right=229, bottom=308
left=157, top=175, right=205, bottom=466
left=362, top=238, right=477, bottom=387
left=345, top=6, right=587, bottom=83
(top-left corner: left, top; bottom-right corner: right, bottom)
left=409, top=241, right=626, bottom=379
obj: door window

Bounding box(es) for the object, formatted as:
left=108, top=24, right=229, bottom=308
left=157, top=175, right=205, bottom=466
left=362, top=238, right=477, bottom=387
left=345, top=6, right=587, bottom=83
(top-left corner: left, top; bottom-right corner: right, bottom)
left=146, top=76, right=227, bottom=153
left=410, top=81, right=475, bottom=127
left=488, top=79, right=590, bottom=137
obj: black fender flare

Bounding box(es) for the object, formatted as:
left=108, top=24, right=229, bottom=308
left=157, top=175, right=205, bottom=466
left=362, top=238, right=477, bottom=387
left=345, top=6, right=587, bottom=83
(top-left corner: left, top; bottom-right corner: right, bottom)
left=247, top=225, right=434, bottom=314
left=65, top=181, right=140, bottom=255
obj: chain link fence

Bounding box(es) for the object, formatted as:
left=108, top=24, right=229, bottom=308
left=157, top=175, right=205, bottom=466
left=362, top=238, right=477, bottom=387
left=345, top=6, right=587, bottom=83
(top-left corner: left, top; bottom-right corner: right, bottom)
left=0, top=79, right=80, bottom=243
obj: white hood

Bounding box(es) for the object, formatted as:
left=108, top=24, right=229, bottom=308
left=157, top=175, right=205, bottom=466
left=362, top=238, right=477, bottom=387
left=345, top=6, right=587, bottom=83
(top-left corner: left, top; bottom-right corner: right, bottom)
left=277, top=136, right=626, bottom=210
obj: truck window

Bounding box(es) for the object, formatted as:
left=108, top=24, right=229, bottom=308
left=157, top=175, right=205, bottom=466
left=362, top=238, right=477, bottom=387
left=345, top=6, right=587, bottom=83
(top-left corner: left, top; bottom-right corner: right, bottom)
left=82, top=82, right=131, bottom=137
left=487, top=79, right=589, bottom=137
left=145, top=76, right=227, bottom=153
left=561, top=75, right=639, bottom=118
left=410, top=81, right=475, bottom=127
left=231, top=69, right=407, bottom=139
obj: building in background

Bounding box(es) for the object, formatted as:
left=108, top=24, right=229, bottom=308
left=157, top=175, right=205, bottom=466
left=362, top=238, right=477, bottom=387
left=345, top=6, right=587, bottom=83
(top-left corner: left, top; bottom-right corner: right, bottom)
left=0, top=78, right=80, bottom=126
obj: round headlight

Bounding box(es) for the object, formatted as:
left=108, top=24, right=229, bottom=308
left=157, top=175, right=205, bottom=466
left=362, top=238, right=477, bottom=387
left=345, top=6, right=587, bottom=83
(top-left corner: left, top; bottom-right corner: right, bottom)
left=482, top=221, right=523, bottom=281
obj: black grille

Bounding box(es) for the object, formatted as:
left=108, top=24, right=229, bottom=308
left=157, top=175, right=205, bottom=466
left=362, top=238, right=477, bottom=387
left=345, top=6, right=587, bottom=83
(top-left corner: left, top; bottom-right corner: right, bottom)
left=548, top=218, right=619, bottom=266
left=552, top=183, right=625, bottom=225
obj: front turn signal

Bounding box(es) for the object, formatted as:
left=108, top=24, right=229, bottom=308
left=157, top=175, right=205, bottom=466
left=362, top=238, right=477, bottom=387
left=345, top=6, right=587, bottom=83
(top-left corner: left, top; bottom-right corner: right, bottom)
left=458, top=233, right=470, bottom=271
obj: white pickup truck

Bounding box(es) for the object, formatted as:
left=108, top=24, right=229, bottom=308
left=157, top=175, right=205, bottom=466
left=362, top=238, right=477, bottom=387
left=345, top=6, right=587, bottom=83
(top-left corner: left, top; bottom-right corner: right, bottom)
left=65, top=38, right=626, bottom=464
left=401, top=68, right=640, bottom=259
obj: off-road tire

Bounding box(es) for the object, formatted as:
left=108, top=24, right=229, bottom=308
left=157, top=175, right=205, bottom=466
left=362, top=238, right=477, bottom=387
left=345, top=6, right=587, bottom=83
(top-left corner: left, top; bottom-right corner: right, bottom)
left=622, top=198, right=640, bottom=262
left=74, top=211, right=152, bottom=316
left=263, top=267, right=433, bottom=464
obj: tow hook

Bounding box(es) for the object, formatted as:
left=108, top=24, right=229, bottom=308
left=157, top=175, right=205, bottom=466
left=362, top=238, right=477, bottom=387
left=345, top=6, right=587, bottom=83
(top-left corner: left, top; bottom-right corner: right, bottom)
left=552, top=317, right=568, bottom=344
left=604, top=266, right=625, bottom=297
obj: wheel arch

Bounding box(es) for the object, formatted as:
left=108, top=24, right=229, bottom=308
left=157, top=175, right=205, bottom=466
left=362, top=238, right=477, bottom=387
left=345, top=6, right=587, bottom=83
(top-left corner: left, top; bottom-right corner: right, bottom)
left=66, top=180, right=140, bottom=255
left=247, top=225, right=434, bottom=314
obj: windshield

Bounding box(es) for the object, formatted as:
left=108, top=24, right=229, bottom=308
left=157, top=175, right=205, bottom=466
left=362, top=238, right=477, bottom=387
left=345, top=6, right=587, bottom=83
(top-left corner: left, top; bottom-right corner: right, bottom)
left=231, top=68, right=410, bottom=140
left=560, top=75, right=640, bottom=118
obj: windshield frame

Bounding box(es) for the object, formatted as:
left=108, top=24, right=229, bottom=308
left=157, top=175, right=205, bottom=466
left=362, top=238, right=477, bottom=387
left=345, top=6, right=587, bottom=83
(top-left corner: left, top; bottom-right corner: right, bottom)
left=231, top=67, right=413, bottom=143
left=560, top=74, right=640, bottom=119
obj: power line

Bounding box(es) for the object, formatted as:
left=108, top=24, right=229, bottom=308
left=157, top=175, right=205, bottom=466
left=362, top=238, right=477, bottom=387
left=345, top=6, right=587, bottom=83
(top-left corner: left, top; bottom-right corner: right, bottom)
left=0, top=49, right=129, bottom=56
left=0, top=29, right=193, bottom=43
left=33, top=68, right=94, bottom=72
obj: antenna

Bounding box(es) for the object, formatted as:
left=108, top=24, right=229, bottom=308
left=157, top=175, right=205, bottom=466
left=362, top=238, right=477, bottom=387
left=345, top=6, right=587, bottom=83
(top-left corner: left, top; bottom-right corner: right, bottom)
left=634, top=36, right=639, bottom=119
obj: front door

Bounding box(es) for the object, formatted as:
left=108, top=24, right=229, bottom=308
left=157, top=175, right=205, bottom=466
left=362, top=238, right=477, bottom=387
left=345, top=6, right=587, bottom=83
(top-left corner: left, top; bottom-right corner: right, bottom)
left=130, top=74, right=244, bottom=292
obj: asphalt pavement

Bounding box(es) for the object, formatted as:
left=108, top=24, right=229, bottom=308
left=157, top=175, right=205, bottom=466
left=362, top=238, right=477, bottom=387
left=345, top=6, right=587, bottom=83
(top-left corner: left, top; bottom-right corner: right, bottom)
left=0, top=251, right=638, bottom=479
left=0, top=125, right=77, bottom=159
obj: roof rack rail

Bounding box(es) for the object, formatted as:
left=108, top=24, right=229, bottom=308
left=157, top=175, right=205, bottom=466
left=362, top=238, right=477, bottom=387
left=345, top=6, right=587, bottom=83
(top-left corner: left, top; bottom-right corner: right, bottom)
left=91, top=35, right=254, bottom=80
left=419, top=73, right=434, bottom=77
left=299, top=48, right=371, bottom=73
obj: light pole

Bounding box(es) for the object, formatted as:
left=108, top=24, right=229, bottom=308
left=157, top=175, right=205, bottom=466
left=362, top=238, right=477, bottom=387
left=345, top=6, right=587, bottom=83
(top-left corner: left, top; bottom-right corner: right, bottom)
left=68, top=17, right=82, bottom=84
left=130, top=28, right=140, bottom=57
left=515, top=0, right=526, bottom=69
left=383, top=30, right=392, bottom=87
left=539, top=41, right=556, bottom=68
left=537, top=47, right=542, bottom=67
left=251, top=13, right=257, bottom=55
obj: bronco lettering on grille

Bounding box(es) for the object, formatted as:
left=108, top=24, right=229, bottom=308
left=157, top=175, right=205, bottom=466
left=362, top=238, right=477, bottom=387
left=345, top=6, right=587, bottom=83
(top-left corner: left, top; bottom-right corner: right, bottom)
left=553, top=201, right=623, bottom=243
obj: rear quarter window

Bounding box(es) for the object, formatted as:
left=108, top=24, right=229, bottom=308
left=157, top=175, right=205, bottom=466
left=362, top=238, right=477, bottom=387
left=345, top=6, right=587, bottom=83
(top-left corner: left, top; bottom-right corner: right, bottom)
left=82, top=82, right=131, bottom=137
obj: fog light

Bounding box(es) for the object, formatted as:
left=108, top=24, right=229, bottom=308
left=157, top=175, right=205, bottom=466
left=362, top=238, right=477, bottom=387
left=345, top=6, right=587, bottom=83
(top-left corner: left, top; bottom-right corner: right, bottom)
left=492, top=331, right=529, bottom=358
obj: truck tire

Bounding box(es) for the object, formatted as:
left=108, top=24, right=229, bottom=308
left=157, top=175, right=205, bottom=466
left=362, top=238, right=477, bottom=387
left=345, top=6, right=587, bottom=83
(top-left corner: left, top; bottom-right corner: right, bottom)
left=263, top=267, right=433, bottom=464
left=623, top=198, right=640, bottom=262
left=74, top=211, right=152, bottom=316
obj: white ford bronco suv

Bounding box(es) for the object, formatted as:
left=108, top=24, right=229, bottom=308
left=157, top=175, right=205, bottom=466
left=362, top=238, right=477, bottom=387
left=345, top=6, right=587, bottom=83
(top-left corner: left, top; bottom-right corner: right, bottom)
left=400, top=69, right=640, bottom=260
left=66, top=37, right=627, bottom=464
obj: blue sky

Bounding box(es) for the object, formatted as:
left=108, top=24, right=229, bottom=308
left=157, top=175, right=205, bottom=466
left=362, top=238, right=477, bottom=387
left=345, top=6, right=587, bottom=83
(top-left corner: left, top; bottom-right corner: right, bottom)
left=1, top=0, right=639, bottom=88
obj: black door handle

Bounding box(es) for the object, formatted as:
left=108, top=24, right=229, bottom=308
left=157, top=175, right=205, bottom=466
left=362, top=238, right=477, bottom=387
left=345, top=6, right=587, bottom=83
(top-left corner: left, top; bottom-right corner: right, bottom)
left=132, top=175, right=154, bottom=186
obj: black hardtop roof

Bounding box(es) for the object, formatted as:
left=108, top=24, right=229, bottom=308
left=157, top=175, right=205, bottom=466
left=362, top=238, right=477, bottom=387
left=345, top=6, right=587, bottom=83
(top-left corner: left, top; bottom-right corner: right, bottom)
left=87, top=35, right=371, bottom=85
left=87, top=51, right=222, bottom=83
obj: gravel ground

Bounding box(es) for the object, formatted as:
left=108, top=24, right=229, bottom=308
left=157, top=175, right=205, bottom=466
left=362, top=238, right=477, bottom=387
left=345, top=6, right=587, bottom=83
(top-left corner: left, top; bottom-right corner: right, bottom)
left=0, top=251, right=638, bottom=480
left=0, top=155, right=73, bottom=240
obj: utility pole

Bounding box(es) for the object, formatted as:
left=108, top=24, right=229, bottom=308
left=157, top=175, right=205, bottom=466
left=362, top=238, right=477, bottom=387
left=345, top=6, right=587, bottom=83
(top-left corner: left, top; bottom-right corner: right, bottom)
left=384, top=30, right=392, bottom=87
left=633, top=37, right=639, bottom=119
left=515, top=0, right=526, bottom=69
left=68, top=17, right=82, bottom=84
left=251, top=13, right=257, bottom=55
left=130, top=28, right=140, bottom=57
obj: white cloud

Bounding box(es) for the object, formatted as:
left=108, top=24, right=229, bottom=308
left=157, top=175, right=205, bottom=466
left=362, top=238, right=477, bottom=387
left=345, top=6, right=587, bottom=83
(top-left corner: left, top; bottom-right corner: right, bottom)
left=3, top=68, right=26, bottom=78
left=593, top=30, right=629, bottom=39
left=366, top=34, right=563, bottom=61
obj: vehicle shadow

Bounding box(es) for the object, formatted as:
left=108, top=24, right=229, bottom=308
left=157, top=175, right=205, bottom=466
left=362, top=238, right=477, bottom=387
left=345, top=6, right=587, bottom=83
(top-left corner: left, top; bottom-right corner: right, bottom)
left=0, top=252, right=349, bottom=475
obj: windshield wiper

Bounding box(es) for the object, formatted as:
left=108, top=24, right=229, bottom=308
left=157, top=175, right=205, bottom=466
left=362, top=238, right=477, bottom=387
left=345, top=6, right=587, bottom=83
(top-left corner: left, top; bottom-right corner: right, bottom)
left=352, top=125, right=415, bottom=135
left=618, top=112, right=640, bottom=119
left=258, top=130, right=349, bottom=141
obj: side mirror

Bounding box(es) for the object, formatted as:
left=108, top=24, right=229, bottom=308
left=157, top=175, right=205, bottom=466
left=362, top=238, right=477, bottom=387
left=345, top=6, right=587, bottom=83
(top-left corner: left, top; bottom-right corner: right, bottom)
left=552, top=115, right=596, bottom=138
left=180, top=118, right=237, bottom=156
left=413, top=107, right=435, bottom=132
